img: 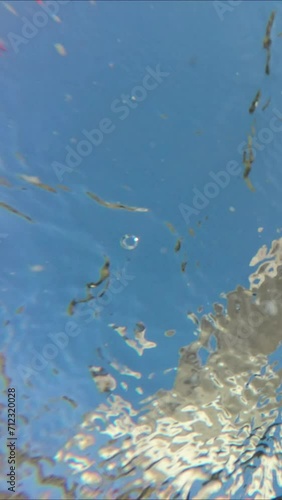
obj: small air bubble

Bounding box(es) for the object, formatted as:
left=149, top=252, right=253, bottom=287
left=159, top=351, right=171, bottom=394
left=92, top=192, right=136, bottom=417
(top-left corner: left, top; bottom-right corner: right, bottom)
left=120, top=234, right=139, bottom=250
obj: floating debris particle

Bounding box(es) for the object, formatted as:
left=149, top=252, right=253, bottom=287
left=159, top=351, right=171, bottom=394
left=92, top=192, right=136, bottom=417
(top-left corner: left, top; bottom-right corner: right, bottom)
left=110, top=361, right=141, bottom=379
left=187, top=311, right=199, bottom=325
left=243, top=132, right=255, bottom=191
left=54, top=43, right=67, bottom=56
left=121, top=382, right=128, bottom=391
left=52, top=14, right=62, bottom=23
left=29, top=264, right=44, bottom=272
left=120, top=234, right=139, bottom=250
left=61, top=396, right=78, bottom=408
left=68, top=257, right=110, bottom=315
left=188, top=228, right=195, bottom=237
left=164, top=329, right=176, bottom=337
left=165, top=221, right=176, bottom=234
left=174, top=238, right=182, bottom=253
left=262, top=97, right=271, bottom=111
left=19, top=174, right=56, bottom=193
left=89, top=366, right=117, bottom=393
left=229, top=206, right=235, bottom=212
left=108, top=324, right=127, bottom=338
left=249, top=90, right=261, bottom=114
left=0, top=201, right=34, bottom=223
left=263, top=11, right=276, bottom=75
left=96, top=347, right=104, bottom=361
left=258, top=227, right=264, bottom=233
left=87, top=257, right=110, bottom=288
left=0, top=177, right=11, bottom=188
left=57, top=184, right=71, bottom=192
left=3, top=2, right=18, bottom=16
left=163, top=367, right=176, bottom=375
left=67, top=299, right=77, bottom=316
left=181, top=261, right=187, bottom=273
left=15, top=306, right=25, bottom=314
left=87, top=191, right=149, bottom=213
left=15, top=151, right=26, bottom=165
left=135, top=387, right=144, bottom=395
left=263, top=11, right=276, bottom=49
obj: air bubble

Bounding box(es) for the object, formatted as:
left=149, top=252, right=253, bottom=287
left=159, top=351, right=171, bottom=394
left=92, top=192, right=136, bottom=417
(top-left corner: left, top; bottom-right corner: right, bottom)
left=120, top=234, right=139, bottom=250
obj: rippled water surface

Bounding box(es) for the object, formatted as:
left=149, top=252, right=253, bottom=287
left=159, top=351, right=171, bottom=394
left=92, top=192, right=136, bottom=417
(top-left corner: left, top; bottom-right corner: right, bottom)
left=0, top=1, right=282, bottom=499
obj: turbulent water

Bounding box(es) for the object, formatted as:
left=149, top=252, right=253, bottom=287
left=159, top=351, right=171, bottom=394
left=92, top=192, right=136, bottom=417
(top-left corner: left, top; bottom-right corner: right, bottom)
left=1, top=237, right=281, bottom=499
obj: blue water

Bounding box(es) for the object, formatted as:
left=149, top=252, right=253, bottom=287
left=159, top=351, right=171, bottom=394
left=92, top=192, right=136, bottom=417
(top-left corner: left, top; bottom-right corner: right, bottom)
left=1, top=1, right=282, bottom=498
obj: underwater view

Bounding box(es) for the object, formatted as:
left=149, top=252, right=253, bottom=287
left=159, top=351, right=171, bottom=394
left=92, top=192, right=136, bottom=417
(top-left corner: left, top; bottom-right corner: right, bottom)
left=1, top=1, right=282, bottom=498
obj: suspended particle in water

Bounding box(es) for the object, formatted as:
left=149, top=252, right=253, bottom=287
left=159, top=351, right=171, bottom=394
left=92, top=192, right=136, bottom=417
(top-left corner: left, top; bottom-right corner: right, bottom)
left=54, top=43, right=67, bottom=56
left=164, top=329, right=176, bottom=337
left=120, top=234, right=139, bottom=250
